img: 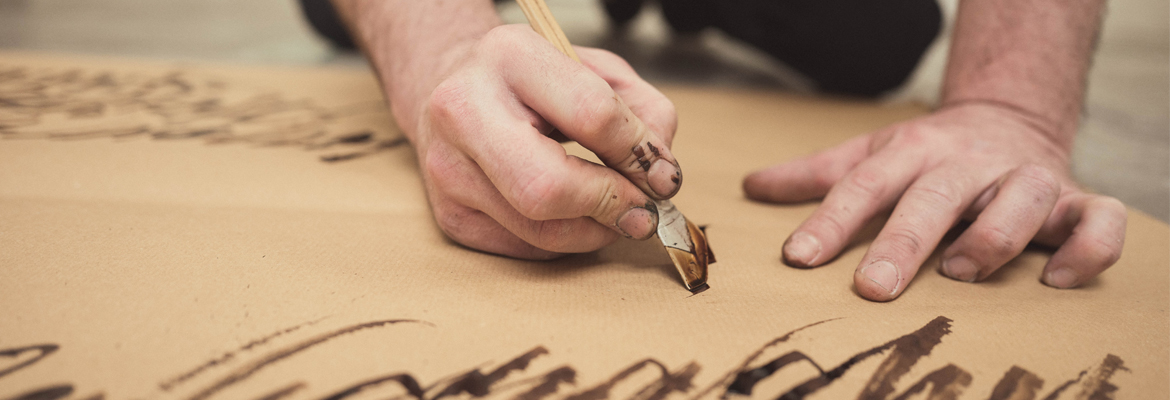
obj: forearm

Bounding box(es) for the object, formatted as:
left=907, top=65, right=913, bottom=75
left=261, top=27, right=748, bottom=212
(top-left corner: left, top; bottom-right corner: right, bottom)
left=941, top=0, right=1105, bottom=151
left=331, top=0, right=502, bottom=140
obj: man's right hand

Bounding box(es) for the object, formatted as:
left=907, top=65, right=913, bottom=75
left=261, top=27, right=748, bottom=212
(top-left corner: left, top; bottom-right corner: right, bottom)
left=413, top=26, right=682, bottom=258
left=334, top=0, right=683, bottom=259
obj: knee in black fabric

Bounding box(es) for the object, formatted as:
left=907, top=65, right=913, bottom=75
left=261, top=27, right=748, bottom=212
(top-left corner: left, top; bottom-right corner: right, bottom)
left=662, top=0, right=943, bottom=97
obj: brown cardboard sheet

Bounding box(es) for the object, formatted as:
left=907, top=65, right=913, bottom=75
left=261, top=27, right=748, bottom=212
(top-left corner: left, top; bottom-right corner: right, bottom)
left=1, top=52, right=1167, bottom=400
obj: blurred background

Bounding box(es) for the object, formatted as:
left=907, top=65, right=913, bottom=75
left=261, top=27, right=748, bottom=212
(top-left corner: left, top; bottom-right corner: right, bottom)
left=0, top=0, right=1166, bottom=221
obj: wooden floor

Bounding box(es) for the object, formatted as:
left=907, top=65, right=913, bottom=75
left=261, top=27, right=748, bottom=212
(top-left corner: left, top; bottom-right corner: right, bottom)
left=1, top=0, right=1165, bottom=221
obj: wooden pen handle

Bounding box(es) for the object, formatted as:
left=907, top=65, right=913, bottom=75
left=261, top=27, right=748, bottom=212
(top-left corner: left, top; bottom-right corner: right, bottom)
left=515, top=0, right=581, bottom=62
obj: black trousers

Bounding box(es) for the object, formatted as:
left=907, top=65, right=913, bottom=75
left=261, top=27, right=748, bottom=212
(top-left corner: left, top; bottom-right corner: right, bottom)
left=299, top=0, right=941, bottom=97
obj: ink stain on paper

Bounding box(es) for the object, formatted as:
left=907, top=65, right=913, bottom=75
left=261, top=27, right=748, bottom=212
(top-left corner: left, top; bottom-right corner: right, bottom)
left=0, top=317, right=1132, bottom=400
left=0, top=66, right=406, bottom=162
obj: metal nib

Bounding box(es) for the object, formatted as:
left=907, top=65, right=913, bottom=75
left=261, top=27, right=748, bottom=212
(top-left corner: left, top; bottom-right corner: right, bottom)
left=655, top=200, right=714, bottom=292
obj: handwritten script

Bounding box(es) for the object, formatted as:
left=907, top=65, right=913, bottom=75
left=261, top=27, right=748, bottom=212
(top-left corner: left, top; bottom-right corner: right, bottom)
left=0, top=66, right=405, bottom=162
left=0, top=316, right=1126, bottom=400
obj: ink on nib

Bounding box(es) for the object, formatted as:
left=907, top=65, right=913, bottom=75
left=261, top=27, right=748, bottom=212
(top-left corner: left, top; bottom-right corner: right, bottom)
left=656, top=200, right=714, bottom=293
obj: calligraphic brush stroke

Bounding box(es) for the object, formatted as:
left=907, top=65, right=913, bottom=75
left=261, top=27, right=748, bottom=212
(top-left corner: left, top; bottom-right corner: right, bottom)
left=160, top=318, right=327, bottom=391
left=432, top=347, right=550, bottom=400
left=0, top=344, right=58, bottom=380
left=185, top=319, right=431, bottom=400
left=319, top=374, right=425, bottom=400
left=690, top=318, right=842, bottom=400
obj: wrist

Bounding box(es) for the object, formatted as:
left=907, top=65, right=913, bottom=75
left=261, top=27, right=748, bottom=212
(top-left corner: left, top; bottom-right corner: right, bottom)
left=332, top=0, right=501, bottom=143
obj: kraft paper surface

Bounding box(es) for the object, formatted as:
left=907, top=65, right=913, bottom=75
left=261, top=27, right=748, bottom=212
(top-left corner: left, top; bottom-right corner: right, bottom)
left=1, top=52, right=1167, bottom=400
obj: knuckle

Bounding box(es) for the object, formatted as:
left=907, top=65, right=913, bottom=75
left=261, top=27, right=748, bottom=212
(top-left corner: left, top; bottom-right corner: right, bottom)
left=815, top=206, right=851, bottom=240
left=588, top=180, right=623, bottom=219
left=427, top=79, right=473, bottom=125
left=1090, top=196, right=1128, bottom=220
left=420, top=146, right=461, bottom=188
left=1013, top=164, right=1061, bottom=199
left=888, top=125, right=929, bottom=146
left=513, top=169, right=568, bottom=220
left=972, top=225, right=1020, bottom=259
left=573, top=89, right=622, bottom=137
left=843, top=168, right=888, bottom=203
left=1082, top=236, right=1123, bottom=267
left=481, top=25, right=529, bottom=51
left=905, top=181, right=962, bottom=210
left=883, top=227, right=926, bottom=256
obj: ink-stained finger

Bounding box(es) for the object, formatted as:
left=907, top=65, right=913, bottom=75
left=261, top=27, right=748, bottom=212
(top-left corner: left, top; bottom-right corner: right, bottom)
left=490, top=27, right=682, bottom=199
left=940, top=165, right=1061, bottom=282
left=1040, top=194, right=1127, bottom=288
left=854, top=165, right=992, bottom=301
left=781, top=146, right=924, bottom=268
left=743, top=135, right=872, bottom=203
left=426, top=63, right=659, bottom=242
left=577, top=47, right=678, bottom=146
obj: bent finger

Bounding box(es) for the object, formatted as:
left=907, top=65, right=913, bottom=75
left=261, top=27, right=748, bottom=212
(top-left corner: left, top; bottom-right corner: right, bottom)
left=940, top=165, right=1061, bottom=282
left=427, top=146, right=623, bottom=253
left=743, top=135, right=873, bottom=203
left=1040, top=193, right=1127, bottom=288
left=492, top=27, right=682, bottom=199
left=577, top=47, right=678, bottom=146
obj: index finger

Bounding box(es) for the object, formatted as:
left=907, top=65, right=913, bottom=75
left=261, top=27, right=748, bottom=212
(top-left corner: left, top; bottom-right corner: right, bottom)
left=491, top=26, right=683, bottom=200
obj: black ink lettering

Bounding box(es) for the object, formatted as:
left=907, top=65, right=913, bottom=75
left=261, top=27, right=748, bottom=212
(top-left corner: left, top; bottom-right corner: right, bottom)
left=988, top=366, right=1043, bottom=400
left=566, top=359, right=699, bottom=400
left=432, top=347, right=550, bottom=399
left=320, top=374, right=424, bottom=400
left=1041, top=354, right=1127, bottom=400
left=2, top=384, right=72, bottom=400
left=185, top=319, right=429, bottom=400
left=250, top=382, right=306, bottom=400
left=0, top=344, right=58, bottom=379
left=0, top=66, right=399, bottom=162
left=160, top=318, right=326, bottom=391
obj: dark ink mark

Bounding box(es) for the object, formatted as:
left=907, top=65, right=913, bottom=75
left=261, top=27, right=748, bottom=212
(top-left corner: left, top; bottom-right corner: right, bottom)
left=646, top=142, right=661, bottom=157
left=159, top=317, right=326, bottom=391
left=671, top=175, right=679, bottom=184
left=728, top=351, right=824, bottom=395
left=0, top=344, right=58, bottom=379
left=319, top=136, right=408, bottom=162
left=320, top=374, right=424, bottom=400
left=632, top=145, right=651, bottom=171
left=1042, top=354, right=1128, bottom=400
left=432, top=347, right=550, bottom=399
left=250, top=382, right=307, bottom=400
left=690, top=318, right=840, bottom=400
left=3, top=384, right=73, bottom=400
left=566, top=359, right=698, bottom=400
left=0, top=66, right=401, bottom=162
left=780, top=316, right=954, bottom=399
left=185, top=319, right=430, bottom=400
left=988, top=366, right=1043, bottom=400
left=886, top=363, right=971, bottom=400
left=512, top=366, right=577, bottom=400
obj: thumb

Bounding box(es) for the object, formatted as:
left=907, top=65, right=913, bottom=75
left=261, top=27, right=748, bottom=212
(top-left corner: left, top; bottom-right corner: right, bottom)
left=743, top=135, right=872, bottom=203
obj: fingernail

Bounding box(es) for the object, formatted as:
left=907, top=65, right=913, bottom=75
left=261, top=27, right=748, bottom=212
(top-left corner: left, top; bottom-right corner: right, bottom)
left=648, top=159, right=681, bottom=198
left=860, top=261, right=900, bottom=295
left=942, top=256, right=978, bottom=282
left=617, top=205, right=658, bottom=240
left=782, top=232, right=821, bottom=267
left=1043, top=268, right=1079, bottom=289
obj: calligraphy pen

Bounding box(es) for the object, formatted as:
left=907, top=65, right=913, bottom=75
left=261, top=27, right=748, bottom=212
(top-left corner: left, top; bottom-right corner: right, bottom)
left=515, top=0, right=714, bottom=293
